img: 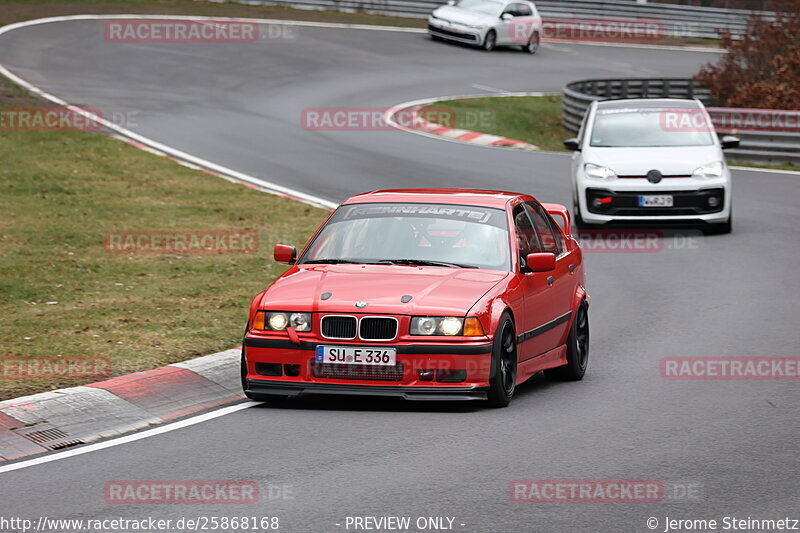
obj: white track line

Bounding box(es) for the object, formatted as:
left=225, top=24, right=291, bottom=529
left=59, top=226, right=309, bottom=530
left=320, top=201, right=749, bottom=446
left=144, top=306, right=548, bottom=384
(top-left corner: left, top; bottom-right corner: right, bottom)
left=729, top=165, right=800, bottom=175
left=0, top=402, right=255, bottom=474
left=0, top=16, right=339, bottom=210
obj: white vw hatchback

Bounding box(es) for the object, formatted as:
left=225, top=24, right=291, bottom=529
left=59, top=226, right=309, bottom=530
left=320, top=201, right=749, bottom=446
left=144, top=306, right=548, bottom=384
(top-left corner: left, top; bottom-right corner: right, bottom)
left=428, top=0, right=543, bottom=53
left=565, top=99, right=738, bottom=234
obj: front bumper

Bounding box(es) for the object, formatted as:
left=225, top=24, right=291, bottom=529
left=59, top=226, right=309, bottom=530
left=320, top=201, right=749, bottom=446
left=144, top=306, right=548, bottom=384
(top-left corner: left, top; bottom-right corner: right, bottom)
left=427, top=20, right=482, bottom=44
left=243, top=336, right=493, bottom=401
left=246, top=380, right=489, bottom=401
left=576, top=178, right=731, bottom=225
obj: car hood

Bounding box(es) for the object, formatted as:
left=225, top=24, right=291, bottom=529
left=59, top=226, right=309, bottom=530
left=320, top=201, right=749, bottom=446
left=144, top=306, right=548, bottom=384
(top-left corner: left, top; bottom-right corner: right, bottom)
left=584, top=145, right=722, bottom=176
left=432, top=6, right=498, bottom=26
left=261, top=264, right=510, bottom=316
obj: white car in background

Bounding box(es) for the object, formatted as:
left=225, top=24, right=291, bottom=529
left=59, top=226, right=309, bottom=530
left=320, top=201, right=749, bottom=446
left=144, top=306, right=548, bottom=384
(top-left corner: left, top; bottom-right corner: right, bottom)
left=564, top=98, right=739, bottom=234
left=428, top=0, right=542, bottom=53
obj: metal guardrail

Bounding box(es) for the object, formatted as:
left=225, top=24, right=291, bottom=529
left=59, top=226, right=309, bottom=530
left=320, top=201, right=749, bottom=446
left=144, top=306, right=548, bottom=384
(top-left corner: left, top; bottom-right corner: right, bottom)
left=562, top=78, right=800, bottom=165
left=209, top=0, right=769, bottom=39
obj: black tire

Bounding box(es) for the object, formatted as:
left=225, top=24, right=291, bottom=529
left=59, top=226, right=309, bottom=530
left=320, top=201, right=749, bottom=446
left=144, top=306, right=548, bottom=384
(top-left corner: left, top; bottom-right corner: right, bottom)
left=703, top=214, right=732, bottom=235
left=525, top=31, right=540, bottom=54
left=482, top=30, right=497, bottom=52
left=573, top=205, right=591, bottom=231
left=545, top=302, right=589, bottom=381
left=487, top=314, right=517, bottom=407
left=240, top=346, right=289, bottom=403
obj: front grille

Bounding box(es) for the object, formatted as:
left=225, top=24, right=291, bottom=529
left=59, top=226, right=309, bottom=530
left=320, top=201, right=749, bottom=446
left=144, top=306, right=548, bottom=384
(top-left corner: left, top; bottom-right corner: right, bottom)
left=359, top=317, right=398, bottom=341
left=321, top=315, right=357, bottom=339
left=311, top=361, right=404, bottom=381
left=428, top=24, right=478, bottom=41
left=586, top=188, right=724, bottom=216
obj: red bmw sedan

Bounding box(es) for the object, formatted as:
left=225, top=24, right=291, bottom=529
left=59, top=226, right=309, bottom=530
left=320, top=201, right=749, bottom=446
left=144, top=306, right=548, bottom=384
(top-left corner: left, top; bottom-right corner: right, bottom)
left=242, top=189, right=589, bottom=407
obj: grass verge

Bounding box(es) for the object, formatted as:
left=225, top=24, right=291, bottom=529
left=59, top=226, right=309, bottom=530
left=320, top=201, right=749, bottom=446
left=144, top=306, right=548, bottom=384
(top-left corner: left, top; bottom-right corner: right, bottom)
left=420, top=94, right=567, bottom=152
left=419, top=95, right=799, bottom=171
left=0, top=80, right=329, bottom=400
left=0, top=0, right=425, bottom=29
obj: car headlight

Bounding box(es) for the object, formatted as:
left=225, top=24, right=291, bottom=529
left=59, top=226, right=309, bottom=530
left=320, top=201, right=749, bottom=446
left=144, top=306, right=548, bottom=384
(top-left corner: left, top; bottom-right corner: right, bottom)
left=253, top=311, right=312, bottom=332
left=410, top=317, right=485, bottom=336
left=692, top=161, right=724, bottom=179
left=584, top=163, right=617, bottom=181
left=465, top=23, right=486, bottom=29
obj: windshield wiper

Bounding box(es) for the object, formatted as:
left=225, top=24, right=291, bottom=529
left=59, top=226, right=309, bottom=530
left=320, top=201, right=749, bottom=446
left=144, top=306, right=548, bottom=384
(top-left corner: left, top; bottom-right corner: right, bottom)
left=302, top=259, right=364, bottom=265
left=374, top=259, right=478, bottom=269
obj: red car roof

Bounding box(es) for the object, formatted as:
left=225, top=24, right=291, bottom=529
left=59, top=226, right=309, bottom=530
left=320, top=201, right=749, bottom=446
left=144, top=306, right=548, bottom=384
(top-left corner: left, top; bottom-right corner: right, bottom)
left=343, top=189, right=527, bottom=209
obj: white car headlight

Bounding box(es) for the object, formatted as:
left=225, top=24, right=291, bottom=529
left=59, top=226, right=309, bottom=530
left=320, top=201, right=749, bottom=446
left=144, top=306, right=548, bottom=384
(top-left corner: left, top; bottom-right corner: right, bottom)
left=692, top=161, right=724, bottom=179
left=260, top=311, right=312, bottom=332
left=410, top=316, right=464, bottom=336
left=584, top=163, right=617, bottom=181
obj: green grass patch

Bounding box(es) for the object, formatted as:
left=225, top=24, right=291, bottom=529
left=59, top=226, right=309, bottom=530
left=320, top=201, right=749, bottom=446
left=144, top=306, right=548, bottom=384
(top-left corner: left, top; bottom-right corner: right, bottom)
left=0, top=96, right=328, bottom=400
left=419, top=94, right=568, bottom=152
left=0, top=0, right=425, bottom=29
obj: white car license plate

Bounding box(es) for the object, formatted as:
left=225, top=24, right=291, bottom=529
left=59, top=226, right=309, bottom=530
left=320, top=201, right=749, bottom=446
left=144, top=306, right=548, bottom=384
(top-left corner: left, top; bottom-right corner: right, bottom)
left=638, top=195, right=674, bottom=207
left=315, top=346, right=397, bottom=366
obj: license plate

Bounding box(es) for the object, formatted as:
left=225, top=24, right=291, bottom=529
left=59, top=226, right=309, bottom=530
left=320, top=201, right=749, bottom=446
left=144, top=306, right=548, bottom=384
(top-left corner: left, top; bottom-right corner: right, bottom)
left=638, top=195, right=673, bottom=207
left=315, top=346, right=397, bottom=366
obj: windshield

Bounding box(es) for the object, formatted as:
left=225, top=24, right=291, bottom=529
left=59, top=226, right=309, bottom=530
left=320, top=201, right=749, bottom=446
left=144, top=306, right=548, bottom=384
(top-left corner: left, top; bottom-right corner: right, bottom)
left=300, top=202, right=511, bottom=271
left=454, top=0, right=505, bottom=16
left=590, top=107, right=715, bottom=147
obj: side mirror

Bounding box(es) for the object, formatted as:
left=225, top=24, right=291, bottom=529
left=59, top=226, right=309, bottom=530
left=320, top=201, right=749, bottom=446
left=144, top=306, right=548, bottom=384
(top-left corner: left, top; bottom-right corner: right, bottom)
left=563, top=138, right=580, bottom=151
left=721, top=135, right=740, bottom=149
left=526, top=252, right=556, bottom=273
left=273, top=244, right=296, bottom=264
left=501, top=12, right=513, bottom=20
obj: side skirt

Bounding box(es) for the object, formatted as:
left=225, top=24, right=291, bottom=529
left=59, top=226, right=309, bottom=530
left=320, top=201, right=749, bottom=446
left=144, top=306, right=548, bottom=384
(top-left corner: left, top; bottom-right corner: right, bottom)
left=516, top=345, right=568, bottom=384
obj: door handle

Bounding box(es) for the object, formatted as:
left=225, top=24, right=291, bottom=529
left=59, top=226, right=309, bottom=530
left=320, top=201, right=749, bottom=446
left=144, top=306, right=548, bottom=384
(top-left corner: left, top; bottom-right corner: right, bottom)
left=569, top=264, right=575, bottom=274
left=547, top=276, right=554, bottom=286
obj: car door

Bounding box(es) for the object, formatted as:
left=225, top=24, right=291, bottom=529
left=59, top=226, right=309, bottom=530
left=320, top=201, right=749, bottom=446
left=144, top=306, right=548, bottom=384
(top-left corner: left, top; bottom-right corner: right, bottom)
left=497, top=2, right=518, bottom=45
left=524, top=201, right=575, bottom=349
left=508, top=2, right=535, bottom=45
left=510, top=203, right=553, bottom=361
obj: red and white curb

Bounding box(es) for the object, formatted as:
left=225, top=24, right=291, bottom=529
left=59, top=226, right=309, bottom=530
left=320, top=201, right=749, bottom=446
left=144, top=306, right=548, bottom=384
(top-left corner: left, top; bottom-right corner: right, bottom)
left=0, top=349, right=242, bottom=462
left=386, top=92, right=552, bottom=151
left=404, top=104, right=538, bottom=150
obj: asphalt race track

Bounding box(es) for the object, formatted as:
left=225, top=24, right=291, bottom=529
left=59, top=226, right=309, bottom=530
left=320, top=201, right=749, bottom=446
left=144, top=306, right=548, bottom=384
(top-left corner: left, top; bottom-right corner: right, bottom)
left=1, top=18, right=799, bottom=532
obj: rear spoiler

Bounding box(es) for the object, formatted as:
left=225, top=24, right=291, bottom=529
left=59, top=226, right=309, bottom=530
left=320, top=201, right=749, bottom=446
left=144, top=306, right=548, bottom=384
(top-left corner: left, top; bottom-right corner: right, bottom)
left=541, top=203, right=571, bottom=237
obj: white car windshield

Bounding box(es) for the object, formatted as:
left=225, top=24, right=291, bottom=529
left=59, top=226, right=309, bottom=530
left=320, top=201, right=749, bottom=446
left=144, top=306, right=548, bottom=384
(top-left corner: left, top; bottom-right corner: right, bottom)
left=590, top=107, right=715, bottom=147
left=300, top=202, right=511, bottom=271
left=454, top=0, right=506, bottom=16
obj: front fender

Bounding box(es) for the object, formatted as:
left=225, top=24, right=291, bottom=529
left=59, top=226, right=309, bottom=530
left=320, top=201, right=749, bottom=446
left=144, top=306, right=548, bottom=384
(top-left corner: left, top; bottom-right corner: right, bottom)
left=467, top=275, right=516, bottom=339
left=247, top=289, right=269, bottom=329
